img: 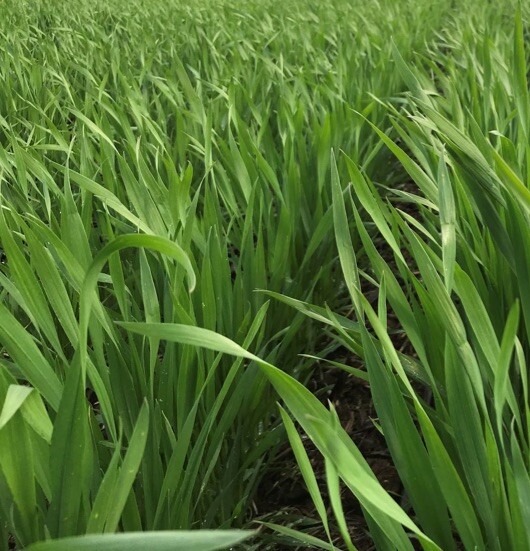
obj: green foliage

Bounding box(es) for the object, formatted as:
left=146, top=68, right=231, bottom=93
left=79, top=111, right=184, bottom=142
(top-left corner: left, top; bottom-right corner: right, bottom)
left=0, top=0, right=527, bottom=549
left=261, top=6, right=530, bottom=550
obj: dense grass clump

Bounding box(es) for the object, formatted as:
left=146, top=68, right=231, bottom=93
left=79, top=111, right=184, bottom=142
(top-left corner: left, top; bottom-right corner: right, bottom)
left=0, top=0, right=527, bottom=549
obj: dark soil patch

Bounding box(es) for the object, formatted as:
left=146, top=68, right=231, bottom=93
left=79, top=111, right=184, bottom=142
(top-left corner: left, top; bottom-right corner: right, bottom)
left=253, top=360, right=402, bottom=550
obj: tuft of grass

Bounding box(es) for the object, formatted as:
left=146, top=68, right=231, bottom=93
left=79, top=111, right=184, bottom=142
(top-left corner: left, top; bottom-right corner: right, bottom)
left=256, top=5, right=530, bottom=550
left=0, top=0, right=453, bottom=547
left=0, top=0, right=527, bottom=549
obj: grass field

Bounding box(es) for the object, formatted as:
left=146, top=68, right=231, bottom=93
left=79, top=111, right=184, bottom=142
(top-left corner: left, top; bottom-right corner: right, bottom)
left=0, top=0, right=528, bottom=549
